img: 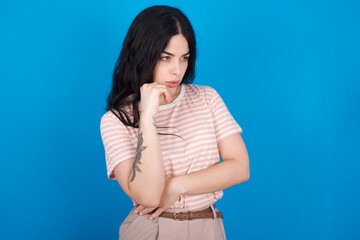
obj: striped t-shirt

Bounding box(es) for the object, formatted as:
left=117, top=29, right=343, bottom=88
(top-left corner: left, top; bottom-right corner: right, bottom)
left=100, top=84, right=242, bottom=210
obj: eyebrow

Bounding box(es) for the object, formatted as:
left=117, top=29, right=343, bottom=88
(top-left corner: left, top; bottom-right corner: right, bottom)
left=162, top=51, right=190, bottom=56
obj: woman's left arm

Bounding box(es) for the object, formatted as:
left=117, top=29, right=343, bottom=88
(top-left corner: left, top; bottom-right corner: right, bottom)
left=135, top=133, right=249, bottom=219
left=175, top=132, right=249, bottom=195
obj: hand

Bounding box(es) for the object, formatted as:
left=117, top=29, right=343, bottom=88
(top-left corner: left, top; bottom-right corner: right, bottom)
left=140, top=83, right=172, bottom=116
left=133, top=201, right=157, bottom=216
left=133, top=177, right=183, bottom=220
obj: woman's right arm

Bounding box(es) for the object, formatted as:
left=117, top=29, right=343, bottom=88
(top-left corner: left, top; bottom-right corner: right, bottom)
left=113, top=83, right=172, bottom=208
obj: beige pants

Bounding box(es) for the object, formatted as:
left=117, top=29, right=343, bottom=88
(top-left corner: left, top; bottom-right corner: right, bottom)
left=119, top=205, right=226, bottom=240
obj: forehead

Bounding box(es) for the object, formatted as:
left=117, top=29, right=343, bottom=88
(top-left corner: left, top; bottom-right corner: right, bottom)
left=164, top=34, right=189, bottom=54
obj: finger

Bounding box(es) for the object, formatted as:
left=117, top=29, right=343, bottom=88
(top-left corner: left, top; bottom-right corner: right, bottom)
left=133, top=201, right=139, bottom=206
left=162, top=90, right=172, bottom=103
left=153, top=86, right=171, bottom=103
left=147, top=82, right=164, bottom=88
left=149, top=207, right=166, bottom=220
left=134, top=205, right=146, bottom=214
left=140, top=207, right=157, bottom=215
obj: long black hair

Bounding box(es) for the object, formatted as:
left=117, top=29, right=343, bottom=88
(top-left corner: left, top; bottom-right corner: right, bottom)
left=106, top=5, right=196, bottom=128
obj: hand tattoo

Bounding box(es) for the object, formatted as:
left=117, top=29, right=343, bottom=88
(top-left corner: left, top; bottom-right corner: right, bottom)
left=130, top=132, right=147, bottom=182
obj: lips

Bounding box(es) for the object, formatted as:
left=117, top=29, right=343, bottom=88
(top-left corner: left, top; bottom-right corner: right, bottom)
left=165, top=80, right=180, bottom=88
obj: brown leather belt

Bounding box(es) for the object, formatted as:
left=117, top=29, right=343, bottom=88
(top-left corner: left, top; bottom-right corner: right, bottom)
left=153, top=206, right=223, bottom=221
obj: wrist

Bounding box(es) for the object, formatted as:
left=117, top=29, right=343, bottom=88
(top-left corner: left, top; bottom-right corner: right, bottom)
left=140, top=112, right=156, bottom=125
left=172, top=175, right=187, bottom=195
left=140, top=103, right=157, bottom=119
left=140, top=110, right=153, bottom=118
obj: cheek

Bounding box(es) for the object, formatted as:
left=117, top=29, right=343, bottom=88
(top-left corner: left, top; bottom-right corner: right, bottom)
left=153, top=66, right=166, bottom=81
left=181, top=63, right=189, bottom=75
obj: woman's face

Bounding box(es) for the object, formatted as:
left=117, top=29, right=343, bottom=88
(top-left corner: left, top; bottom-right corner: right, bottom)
left=153, top=34, right=190, bottom=98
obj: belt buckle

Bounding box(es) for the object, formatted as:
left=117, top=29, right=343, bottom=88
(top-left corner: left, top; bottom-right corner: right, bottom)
left=173, top=212, right=180, bottom=221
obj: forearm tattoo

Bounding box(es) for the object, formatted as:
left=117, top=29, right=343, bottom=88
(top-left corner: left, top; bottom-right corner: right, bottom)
left=130, top=132, right=147, bottom=182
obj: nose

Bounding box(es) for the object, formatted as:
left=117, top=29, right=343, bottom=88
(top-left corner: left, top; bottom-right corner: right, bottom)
left=171, top=61, right=181, bottom=76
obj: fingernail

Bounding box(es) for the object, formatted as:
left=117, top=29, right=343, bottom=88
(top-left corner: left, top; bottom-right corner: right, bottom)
left=139, top=212, right=143, bottom=215
left=134, top=210, right=138, bottom=213
left=149, top=217, right=153, bottom=220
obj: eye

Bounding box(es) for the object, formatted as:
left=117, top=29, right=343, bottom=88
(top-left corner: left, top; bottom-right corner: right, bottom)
left=160, top=56, right=170, bottom=61
left=181, top=56, right=190, bottom=61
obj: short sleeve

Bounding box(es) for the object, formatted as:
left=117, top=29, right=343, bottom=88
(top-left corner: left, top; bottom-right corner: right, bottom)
left=208, top=88, right=243, bottom=143
left=100, top=112, right=136, bottom=180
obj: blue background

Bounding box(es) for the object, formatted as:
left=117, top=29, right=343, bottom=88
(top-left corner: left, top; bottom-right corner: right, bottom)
left=1, top=0, right=359, bottom=239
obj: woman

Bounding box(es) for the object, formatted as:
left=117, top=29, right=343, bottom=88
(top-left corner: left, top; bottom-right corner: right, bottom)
left=100, top=5, right=249, bottom=240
